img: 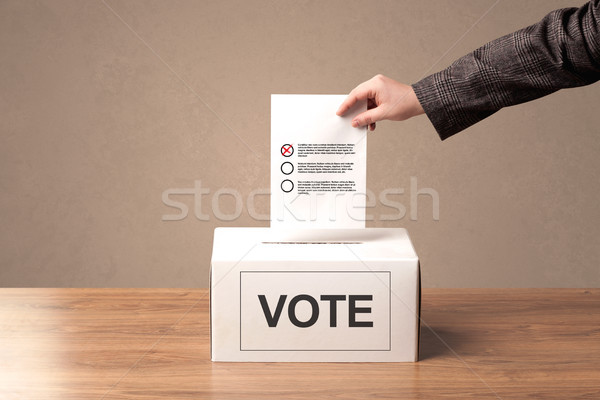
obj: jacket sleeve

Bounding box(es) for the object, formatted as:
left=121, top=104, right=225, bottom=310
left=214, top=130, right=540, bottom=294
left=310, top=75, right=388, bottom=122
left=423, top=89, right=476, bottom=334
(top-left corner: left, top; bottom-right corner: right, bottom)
left=412, top=0, right=600, bottom=140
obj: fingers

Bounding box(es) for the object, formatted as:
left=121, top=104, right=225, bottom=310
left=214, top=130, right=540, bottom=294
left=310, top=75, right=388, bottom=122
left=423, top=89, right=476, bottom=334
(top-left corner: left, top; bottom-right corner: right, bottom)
left=335, top=91, right=360, bottom=116
left=352, top=106, right=385, bottom=128
left=338, top=75, right=420, bottom=130
left=336, top=83, right=373, bottom=116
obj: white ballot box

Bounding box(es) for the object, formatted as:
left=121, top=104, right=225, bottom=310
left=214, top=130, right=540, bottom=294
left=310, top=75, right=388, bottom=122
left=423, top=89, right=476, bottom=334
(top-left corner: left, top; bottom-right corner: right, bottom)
left=210, top=227, right=421, bottom=362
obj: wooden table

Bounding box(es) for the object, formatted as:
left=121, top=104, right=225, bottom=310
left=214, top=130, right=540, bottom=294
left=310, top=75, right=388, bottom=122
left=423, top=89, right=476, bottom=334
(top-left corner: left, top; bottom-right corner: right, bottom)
left=1, top=289, right=598, bottom=399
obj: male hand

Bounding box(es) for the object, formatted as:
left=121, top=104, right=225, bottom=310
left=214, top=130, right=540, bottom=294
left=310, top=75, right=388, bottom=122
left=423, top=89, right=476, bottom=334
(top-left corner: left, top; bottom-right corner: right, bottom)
left=336, top=74, right=425, bottom=131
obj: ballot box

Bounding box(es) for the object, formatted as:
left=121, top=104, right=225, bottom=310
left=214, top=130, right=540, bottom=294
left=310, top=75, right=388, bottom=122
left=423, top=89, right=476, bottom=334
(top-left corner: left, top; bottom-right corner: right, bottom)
left=210, top=227, right=420, bottom=362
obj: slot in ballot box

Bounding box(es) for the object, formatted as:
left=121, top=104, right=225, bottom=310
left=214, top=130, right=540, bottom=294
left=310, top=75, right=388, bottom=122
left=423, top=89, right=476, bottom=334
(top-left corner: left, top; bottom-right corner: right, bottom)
left=210, top=227, right=420, bottom=362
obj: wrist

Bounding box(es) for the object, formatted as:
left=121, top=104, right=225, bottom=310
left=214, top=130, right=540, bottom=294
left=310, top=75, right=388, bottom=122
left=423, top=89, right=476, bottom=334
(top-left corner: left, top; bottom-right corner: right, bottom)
left=408, top=87, right=425, bottom=117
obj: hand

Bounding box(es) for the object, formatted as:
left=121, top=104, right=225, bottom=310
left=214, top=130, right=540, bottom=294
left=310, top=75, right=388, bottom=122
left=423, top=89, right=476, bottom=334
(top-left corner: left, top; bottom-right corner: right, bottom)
left=336, top=74, right=425, bottom=131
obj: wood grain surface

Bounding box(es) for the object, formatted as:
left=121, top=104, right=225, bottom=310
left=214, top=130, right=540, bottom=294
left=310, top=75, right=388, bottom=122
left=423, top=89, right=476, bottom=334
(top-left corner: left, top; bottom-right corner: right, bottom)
left=0, top=288, right=598, bottom=399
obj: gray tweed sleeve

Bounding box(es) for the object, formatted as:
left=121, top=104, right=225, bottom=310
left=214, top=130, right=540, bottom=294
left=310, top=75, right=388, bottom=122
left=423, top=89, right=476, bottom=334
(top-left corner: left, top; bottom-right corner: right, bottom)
left=412, top=0, right=600, bottom=140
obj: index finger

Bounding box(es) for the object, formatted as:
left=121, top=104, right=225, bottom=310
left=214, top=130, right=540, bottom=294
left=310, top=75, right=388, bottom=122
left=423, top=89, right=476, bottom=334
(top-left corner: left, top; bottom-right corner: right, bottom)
left=336, top=84, right=372, bottom=116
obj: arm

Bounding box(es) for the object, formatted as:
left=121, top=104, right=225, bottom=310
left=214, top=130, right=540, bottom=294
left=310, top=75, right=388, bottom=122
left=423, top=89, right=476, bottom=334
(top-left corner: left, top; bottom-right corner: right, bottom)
left=414, top=0, right=600, bottom=139
left=338, top=0, right=600, bottom=139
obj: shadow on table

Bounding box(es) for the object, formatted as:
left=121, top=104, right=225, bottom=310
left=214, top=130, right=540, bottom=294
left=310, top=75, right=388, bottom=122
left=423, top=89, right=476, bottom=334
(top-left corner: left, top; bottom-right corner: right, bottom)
left=419, top=324, right=470, bottom=360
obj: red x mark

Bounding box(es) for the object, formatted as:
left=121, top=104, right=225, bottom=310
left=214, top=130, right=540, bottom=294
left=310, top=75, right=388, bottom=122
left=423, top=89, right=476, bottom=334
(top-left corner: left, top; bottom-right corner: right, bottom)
left=281, top=144, right=294, bottom=156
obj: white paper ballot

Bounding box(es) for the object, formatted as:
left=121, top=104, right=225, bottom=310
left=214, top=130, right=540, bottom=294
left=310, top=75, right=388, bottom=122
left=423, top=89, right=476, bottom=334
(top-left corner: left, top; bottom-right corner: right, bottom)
left=271, top=94, right=367, bottom=228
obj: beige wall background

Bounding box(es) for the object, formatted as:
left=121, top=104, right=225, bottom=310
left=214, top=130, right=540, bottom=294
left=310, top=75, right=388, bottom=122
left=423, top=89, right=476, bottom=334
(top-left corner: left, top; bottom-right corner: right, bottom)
left=1, top=0, right=599, bottom=288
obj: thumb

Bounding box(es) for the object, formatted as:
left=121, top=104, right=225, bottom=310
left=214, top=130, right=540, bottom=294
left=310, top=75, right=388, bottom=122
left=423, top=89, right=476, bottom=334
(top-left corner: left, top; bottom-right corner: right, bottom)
left=352, top=107, right=386, bottom=128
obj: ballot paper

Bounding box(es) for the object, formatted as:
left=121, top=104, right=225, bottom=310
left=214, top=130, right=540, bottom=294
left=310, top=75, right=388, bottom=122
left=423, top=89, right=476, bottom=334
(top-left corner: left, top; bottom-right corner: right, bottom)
left=271, top=94, right=367, bottom=228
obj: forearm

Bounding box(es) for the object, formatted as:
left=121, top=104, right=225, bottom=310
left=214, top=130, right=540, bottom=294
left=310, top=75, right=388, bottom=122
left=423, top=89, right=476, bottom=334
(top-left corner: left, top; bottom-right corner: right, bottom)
left=413, top=0, right=600, bottom=140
